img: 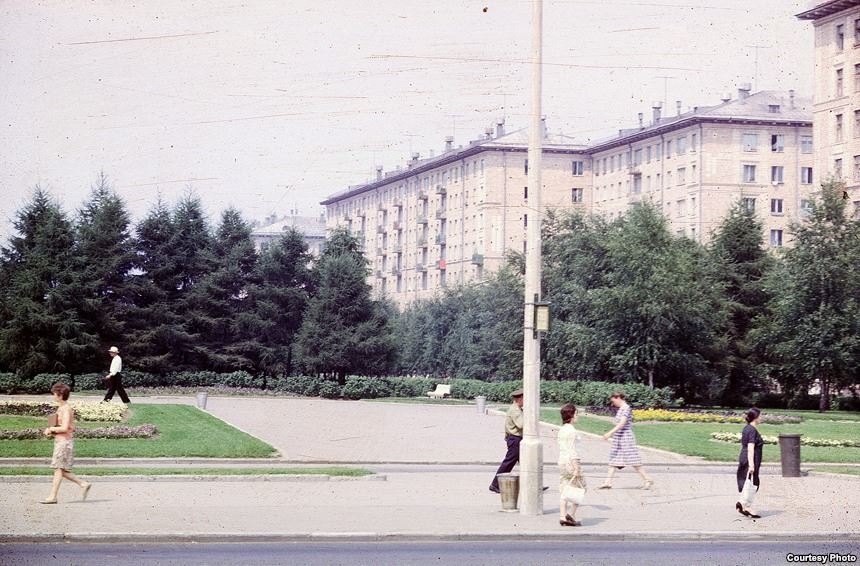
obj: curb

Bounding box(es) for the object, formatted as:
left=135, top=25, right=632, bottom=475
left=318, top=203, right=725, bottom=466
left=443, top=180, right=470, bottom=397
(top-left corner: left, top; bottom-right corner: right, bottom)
left=3, top=531, right=859, bottom=544
left=0, top=474, right=387, bottom=483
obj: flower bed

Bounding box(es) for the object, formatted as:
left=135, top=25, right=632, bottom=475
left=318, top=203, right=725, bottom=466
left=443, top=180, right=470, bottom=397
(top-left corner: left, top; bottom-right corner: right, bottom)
left=0, top=424, right=158, bottom=441
left=710, top=432, right=860, bottom=448
left=0, top=401, right=125, bottom=422
left=633, top=408, right=801, bottom=424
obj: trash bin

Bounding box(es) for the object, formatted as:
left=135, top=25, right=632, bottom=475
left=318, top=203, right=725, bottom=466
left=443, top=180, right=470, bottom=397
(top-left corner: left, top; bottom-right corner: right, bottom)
left=475, top=396, right=486, bottom=414
left=196, top=391, right=208, bottom=410
left=497, top=473, right=519, bottom=512
left=778, top=433, right=802, bottom=477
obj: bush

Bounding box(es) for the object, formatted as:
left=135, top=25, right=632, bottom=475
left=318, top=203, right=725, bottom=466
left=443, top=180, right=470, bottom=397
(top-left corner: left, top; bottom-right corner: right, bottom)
left=0, top=373, right=17, bottom=394
left=318, top=381, right=342, bottom=399
left=837, top=395, right=860, bottom=412
left=341, top=376, right=393, bottom=400
left=274, top=375, right=322, bottom=397
left=386, top=376, right=435, bottom=397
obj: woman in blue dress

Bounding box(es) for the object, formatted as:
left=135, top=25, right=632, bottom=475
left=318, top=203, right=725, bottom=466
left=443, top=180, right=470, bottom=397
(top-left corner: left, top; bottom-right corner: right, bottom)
left=598, top=392, right=653, bottom=489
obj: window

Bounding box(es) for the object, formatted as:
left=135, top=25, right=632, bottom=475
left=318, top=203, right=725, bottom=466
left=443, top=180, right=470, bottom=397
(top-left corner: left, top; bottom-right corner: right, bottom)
left=523, top=214, right=527, bottom=228
left=610, top=155, right=616, bottom=172
left=633, top=148, right=642, bottom=165
left=677, top=167, right=686, bottom=185
left=800, top=199, right=812, bottom=217
left=771, top=198, right=783, bottom=215
left=855, top=110, right=860, bottom=138
left=742, top=198, right=756, bottom=213
left=771, top=134, right=785, bottom=152
left=655, top=144, right=662, bottom=160
left=571, top=188, right=583, bottom=203
left=677, top=199, right=686, bottom=217
left=770, top=229, right=783, bottom=247
left=523, top=186, right=528, bottom=200
left=602, top=158, right=607, bottom=175
left=801, top=136, right=813, bottom=154
left=646, top=146, right=652, bottom=162
left=768, top=104, right=780, bottom=113
left=524, top=159, right=528, bottom=175
left=572, top=160, right=584, bottom=175
left=837, top=23, right=845, bottom=50
left=855, top=64, right=860, bottom=92
left=677, top=136, right=687, bottom=155
left=836, top=114, right=844, bottom=142
left=837, top=68, right=844, bottom=97
left=666, top=140, right=672, bottom=158
left=691, top=133, right=697, bottom=152
left=771, top=166, right=784, bottom=184
left=743, top=133, right=758, bottom=152
left=770, top=230, right=782, bottom=247
left=854, top=17, right=860, bottom=45
left=801, top=167, right=813, bottom=184
left=743, top=164, right=757, bottom=183
left=854, top=155, right=860, bottom=181
left=835, top=158, right=843, bottom=178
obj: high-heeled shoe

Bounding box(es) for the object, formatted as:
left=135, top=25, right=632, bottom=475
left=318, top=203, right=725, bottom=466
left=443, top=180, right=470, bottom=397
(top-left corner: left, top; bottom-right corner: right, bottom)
left=597, top=483, right=612, bottom=489
left=641, top=479, right=653, bottom=490
left=736, top=502, right=750, bottom=517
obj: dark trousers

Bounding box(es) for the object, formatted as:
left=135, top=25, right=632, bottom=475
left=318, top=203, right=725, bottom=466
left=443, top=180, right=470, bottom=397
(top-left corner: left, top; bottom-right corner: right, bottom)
left=490, top=434, right=522, bottom=490
left=104, top=372, right=130, bottom=403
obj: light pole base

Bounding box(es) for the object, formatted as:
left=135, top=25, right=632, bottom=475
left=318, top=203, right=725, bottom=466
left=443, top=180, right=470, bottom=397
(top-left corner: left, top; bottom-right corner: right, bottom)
left=518, top=436, right=544, bottom=516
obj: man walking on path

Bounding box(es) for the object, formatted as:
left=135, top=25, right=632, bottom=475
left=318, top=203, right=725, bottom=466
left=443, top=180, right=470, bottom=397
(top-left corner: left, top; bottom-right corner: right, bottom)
left=103, top=346, right=130, bottom=404
left=488, top=389, right=524, bottom=493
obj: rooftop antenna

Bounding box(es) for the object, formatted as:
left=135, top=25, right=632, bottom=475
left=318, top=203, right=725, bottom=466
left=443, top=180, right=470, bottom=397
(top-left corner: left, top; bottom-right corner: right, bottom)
left=745, top=45, right=771, bottom=91
left=656, top=75, right=677, bottom=110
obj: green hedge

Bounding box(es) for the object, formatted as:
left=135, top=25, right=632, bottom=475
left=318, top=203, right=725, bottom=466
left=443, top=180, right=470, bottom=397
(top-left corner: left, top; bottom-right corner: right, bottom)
left=0, top=370, right=681, bottom=407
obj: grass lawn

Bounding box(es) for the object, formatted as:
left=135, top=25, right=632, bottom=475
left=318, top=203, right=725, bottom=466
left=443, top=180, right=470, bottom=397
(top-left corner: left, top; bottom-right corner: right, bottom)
left=540, top=408, right=860, bottom=464
left=0, top=466, right=372, bottom=477
left=0, top=404, right=277, bottom=458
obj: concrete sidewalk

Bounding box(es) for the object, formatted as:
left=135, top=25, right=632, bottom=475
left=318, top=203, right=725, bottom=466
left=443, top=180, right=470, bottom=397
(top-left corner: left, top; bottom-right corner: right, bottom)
left=1, top=395, right=859, bottom=543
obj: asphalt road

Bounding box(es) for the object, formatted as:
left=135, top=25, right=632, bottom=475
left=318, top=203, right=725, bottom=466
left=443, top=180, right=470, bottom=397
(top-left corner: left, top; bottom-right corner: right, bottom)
left=2, top=540, right=858, bottom=566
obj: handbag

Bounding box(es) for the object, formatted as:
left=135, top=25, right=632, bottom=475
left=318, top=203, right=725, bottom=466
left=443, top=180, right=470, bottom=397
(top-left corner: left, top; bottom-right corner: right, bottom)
left=47, top=412, right=58, bottom=429
left=740, top=472, right=756, bottom=505
left=562, top=484, right=586, bottom=505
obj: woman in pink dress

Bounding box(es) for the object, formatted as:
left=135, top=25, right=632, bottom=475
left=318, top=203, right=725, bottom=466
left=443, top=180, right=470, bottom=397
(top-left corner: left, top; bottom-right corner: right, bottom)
left=41, top=383, right=91, bottom=504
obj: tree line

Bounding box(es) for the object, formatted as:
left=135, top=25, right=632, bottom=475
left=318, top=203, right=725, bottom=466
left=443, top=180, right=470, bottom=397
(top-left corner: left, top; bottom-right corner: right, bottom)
left=1, top=177, right=858, bottom=409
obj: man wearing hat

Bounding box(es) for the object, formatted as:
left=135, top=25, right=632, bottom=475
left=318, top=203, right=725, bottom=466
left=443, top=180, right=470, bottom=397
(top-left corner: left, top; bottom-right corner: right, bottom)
left=488, top=388, right=525, bottom=493
left=103, top=346, right=130, bottom=404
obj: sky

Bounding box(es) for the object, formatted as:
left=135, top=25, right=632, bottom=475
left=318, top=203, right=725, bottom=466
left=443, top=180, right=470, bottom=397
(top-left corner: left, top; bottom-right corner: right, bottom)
left=0, top=0, right=814, bottom=241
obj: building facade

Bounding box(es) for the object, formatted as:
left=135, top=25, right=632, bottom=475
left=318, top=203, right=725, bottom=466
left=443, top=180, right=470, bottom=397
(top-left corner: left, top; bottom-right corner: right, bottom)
left=590, top=88, right=813, bottom=246
left=323, top=90, right=813, bottom=307
left=798, top=0, right=860, bottom=215
left=250, top=213, right=327, bottom=256
left=320, top=124, right=590, bottom=306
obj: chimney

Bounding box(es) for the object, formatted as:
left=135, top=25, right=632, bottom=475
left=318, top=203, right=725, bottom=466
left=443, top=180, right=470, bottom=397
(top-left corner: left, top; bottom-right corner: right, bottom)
left=738, top=83, right=752, bottom=100
left=638, top=112, right=644, bottom=129
left=676, top=100, right=682, bottom=116
left=485, top=127, right=494, bottom=139
left=721, top=92, right=731, bottom=103
left=652, top=101, right=662, bottom=124
left=376, top=166, right=383, bottom=181
left=411, top=152, right=420, bottom=161
left=496, top=117, right=505, bottom=138
left=789, top=89, right=796, bottom=109
left=444, top=136, right=454, bottom=152
left=407, top=152, right=419, bottom=169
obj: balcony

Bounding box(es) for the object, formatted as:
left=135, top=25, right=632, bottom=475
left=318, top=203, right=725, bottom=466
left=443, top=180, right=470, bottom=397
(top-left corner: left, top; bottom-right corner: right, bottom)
left=417, top=190, right=428, bottom=200
left=435, top=234, right=447, bottom=245
left=356, top=209, right=366, bottom=218
left=628, top=165, right=641, bottom=176
left=417, top=236, right=428, bottom=248
left=393, top=243, right=403, bottom=253
left=435, top=209, right=446, bottom=220
left=375, top=269, right=383, bottom=278
left=435, top=184, right=446, bottom=195
left=416, top=215, right=428, bottom=225
left=377, top=202, right=386, bottom=211
left=415, top=263, right=427, bottom=272
left=375, top=247, right=384, bottom=256
left=471, top=253, right=484, bottom=266
left=376, top=225, right=385, bottom=234
left=393, top=220, right=402, bottom=230
left=436, top=259, right=447, bottom=270
left=392, top=199, right=403, bottom=209
left=390, top=266, right=401, bottom=275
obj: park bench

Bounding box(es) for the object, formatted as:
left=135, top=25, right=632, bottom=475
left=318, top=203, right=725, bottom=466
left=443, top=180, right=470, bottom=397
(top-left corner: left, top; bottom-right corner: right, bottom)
left=427, top=384, right=451, bottom=399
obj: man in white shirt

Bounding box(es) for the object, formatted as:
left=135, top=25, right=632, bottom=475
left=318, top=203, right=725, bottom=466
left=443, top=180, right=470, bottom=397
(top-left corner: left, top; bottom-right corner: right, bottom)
left=103, top=346, right=130, bottom=403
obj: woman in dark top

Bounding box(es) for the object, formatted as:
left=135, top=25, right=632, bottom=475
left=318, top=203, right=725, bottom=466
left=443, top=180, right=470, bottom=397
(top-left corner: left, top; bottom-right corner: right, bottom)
left=736, top=407, right=763, bottom=518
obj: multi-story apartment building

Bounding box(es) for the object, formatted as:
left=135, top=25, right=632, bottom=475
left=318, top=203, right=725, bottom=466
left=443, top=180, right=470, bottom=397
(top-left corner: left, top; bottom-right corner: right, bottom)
left=590, top=87, right=813, bottom=244
left=798, top=1, right=860, bottom=216
left=320, top=122, right=590, bottom=305
left=323, top=90, right=812, bottom=306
